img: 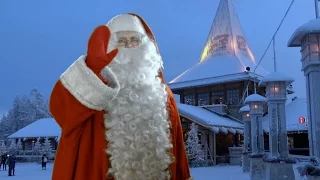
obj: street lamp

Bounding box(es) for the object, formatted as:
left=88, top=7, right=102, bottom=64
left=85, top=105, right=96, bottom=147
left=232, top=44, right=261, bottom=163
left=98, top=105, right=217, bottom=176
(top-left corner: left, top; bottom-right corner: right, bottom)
left=245, top=94, right=266, bottom=178
left=288, top=17, right=320, bottom=158
left=239, top=105, right=251, bottom=172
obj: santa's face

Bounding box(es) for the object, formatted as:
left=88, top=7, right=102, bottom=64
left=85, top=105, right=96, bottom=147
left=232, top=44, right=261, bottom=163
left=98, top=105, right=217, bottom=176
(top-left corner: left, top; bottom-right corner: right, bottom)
left=107, top=31, right=163, bottom=81
left=114, top=31, right=143, bottom=48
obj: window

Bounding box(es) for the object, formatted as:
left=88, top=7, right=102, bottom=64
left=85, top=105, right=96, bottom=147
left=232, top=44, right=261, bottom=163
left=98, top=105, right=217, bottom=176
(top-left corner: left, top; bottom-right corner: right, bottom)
left=197, top=93, right=210, bottom=106
left=227, top=89, right=240, bottom=105
left=184, top=94, right=196, bottom=105
left=212, top=91, right=224, bottom=104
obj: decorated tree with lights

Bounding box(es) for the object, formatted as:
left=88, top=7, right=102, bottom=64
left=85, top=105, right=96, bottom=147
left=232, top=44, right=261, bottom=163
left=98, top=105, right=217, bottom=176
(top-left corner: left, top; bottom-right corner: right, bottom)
left=185, top=122, right=207, bottom=167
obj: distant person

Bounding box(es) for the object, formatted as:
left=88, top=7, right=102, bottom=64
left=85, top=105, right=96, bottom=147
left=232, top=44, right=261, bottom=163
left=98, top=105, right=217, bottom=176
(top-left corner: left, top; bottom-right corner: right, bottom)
left=1, top=153, right=7, bottom=171
left=7, top=154, right=16, bottom=176
left=41, top=155, right=48, bottom=170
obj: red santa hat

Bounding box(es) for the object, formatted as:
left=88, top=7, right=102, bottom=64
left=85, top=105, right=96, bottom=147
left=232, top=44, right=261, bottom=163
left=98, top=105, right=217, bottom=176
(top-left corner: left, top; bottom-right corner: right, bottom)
left=106, top=13, right=159, bottom=53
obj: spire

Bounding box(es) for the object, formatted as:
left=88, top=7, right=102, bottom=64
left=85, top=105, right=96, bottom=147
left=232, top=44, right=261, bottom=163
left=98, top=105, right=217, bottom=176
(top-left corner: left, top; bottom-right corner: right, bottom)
left=200, top=0, right=255, bottom=63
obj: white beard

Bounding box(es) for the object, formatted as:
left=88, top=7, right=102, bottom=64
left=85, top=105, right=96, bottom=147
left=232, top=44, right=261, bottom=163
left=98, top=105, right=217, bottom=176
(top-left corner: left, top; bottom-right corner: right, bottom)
left=102, top=37, right=173, bottom=180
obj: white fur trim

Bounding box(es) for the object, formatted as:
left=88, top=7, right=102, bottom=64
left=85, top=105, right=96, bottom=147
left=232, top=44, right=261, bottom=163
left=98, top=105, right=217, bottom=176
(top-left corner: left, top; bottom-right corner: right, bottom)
left=60, top=55, right=120, bottom=111
left=106, top=14, right=146, bottom=35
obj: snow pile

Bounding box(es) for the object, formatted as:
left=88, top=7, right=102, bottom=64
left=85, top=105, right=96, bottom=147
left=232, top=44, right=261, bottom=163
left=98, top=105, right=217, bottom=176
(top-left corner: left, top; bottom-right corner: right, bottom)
left=239, top=105, right=250, bottom=112
left=288, top=18, right=320, bottom=47
left=259, top=71, right=294, bottom=86
left=244, top=94, right=267, bottom=103
left=177, top=103, right=243, bottom=129
left=8, top=118, right=61, bottom=138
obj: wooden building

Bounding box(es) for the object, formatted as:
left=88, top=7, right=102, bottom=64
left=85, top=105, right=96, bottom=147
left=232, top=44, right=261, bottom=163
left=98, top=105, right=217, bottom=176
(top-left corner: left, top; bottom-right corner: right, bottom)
left=7, top=118, right=61, bottom=158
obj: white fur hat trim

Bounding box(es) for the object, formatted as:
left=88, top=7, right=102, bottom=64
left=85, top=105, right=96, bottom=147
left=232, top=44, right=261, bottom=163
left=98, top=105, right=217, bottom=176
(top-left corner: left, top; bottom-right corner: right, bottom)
left=106, top=14, right=146, bottom=35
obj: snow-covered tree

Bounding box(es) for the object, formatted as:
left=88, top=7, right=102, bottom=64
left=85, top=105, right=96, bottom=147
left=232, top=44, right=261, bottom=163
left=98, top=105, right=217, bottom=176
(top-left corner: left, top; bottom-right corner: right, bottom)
left=0, top=140, right=7, bottom=153
left=33, top=138, right=41, bottom=154
left=41, top=137, right=53, bottom=156
left=8, top=139, right=18, bottom=155
left=185, top=122, right=207, bottom=167
left=16, top=139, right=23, bottom=151
left=29, top=88, right=51, bottom=121
left=0, top=88, right=51, bottom=139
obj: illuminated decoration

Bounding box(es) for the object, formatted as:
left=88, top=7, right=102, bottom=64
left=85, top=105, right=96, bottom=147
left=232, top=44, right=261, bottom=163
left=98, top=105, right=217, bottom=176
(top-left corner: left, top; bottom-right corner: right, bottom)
left=199, top=0, right=255, bottom=63
left=299, top=116, right=306, bottom=124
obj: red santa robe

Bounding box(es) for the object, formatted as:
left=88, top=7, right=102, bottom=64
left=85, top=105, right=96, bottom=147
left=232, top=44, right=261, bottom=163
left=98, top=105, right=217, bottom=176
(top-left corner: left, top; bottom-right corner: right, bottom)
left=50, top=13, right=192, bottom=180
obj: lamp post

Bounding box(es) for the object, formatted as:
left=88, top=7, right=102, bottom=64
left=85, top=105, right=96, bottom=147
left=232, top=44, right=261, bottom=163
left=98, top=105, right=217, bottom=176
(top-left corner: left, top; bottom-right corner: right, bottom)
left=239, top=105, right=251, bottom=172
left=245, top=94, right=266, bottom=180
left=288, top=18, right=320, bottom=159
left=259, top=72, right=295, bottom=180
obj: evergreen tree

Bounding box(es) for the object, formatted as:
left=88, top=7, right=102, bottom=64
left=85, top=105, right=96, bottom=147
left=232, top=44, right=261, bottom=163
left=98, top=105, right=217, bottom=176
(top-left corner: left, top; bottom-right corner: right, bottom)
left=33, top=138, right=41, bottom=154
left=0, top=88, right=51, bottom=139
left=41, top=137, right=53, bottom=156
left=17, top=139, right=23, bottom=151
left=29, top=88, right=51, bottom=121
left=8, top=139, right=18, bottom=155
left=0, top=140, right=7, bottom=153
left=185, top=122, right=206, bottom=167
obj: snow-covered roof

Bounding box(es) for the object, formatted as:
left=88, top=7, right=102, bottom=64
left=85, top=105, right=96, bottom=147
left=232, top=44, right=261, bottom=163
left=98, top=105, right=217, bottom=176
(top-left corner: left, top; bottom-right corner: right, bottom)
left=263, top=97, right=308, bottom=132
left=244, top=94, right=267, bottom=103
left=169, top=71, right=263, bottom=90
left=288, top=18, right=320, bottom=47
left=169, top=0, right=269, bottom=89
left=177, top=103, right=243, bottom=134
left=239, top=105, right=250, bottom=112
left=259, top=72, right=294, bottom=86
left=8, top=118, right=61, bottom=138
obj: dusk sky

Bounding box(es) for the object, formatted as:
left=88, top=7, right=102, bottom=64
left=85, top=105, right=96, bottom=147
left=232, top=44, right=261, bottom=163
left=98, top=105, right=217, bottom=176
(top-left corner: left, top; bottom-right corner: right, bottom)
left=0, top=0, right=316, bottom=114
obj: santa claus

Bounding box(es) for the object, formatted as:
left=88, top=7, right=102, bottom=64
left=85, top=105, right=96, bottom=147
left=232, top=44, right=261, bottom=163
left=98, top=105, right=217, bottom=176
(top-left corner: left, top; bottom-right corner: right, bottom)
left=50, top=13, right=192, bottom=180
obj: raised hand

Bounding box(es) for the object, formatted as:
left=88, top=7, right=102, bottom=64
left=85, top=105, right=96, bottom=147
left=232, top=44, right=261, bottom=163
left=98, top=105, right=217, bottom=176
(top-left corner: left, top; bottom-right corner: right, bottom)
left=86, top=25, right=118, bottom=81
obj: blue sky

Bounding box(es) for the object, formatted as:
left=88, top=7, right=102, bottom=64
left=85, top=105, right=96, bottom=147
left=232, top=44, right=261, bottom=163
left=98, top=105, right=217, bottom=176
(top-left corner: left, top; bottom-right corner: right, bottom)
left=0, top=0, right=316, bottom=113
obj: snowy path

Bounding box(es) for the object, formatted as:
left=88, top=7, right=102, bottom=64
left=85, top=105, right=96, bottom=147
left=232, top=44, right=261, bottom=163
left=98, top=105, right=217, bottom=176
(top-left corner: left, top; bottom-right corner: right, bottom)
left=0, top=163, right=305, bottom=180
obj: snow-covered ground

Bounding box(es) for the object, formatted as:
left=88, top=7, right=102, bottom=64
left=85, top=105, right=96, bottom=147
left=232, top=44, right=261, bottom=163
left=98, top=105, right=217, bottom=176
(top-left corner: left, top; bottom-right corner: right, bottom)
left=0, top=163, right=305, bottom=180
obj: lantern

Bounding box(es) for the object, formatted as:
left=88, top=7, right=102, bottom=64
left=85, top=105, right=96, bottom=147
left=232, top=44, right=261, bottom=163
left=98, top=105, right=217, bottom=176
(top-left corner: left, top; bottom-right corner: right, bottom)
left=259, top=72, right=294, bottom=101
left=239, top=105, right=250, bottom=121
left=288, top=19, right=320, bottom=71
left=244, top=94, right=266, bottom=115
left=301, top=34, right=320, bottom=70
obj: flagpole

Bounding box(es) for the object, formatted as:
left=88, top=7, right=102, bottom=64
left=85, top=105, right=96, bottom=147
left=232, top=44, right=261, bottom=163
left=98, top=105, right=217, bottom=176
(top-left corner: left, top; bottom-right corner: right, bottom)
left=315, top=0, right=319, bottom=18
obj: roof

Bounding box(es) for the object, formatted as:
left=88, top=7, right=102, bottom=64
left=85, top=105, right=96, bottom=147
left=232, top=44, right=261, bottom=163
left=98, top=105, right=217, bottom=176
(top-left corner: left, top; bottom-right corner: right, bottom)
left=177, top=102, right=244, bottom=134
left=169, top=0, right=268, bottom=89
left=169, top=70, right=263, bottom=90
left=259, top=72, right=294, bottom=86
left=244, top=94, right=267, bottom=103
left=263, top=97, right=308, bottom=132
left=8, top=118, right=61, bottom=138
left=239, top=105, right=250, bottom=112
left=288, top=18, right=320, bottom=47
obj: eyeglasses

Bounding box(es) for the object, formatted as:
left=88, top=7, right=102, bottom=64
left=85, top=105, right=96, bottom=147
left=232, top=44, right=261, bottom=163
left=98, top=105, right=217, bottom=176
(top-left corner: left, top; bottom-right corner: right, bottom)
left=114, top=31, right=143, bottom=48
